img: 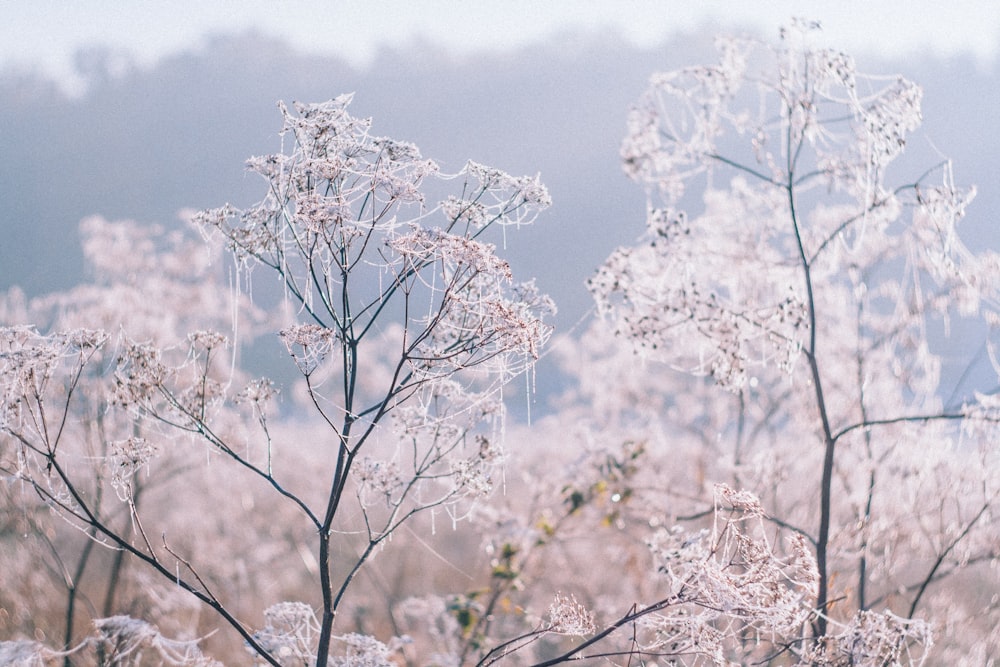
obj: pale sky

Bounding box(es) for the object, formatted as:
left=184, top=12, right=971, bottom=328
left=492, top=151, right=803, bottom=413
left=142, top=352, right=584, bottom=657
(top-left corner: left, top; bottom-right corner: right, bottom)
left=3, top=0, right=999, bottom=93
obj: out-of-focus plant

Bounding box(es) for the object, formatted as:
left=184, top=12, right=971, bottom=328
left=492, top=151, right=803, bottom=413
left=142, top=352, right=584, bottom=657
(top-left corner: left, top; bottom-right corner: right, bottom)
left=1, top=215, right=265, bottom=665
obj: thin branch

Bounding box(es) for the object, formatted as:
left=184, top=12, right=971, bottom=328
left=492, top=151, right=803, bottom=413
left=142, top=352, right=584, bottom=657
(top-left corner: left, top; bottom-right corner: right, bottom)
left=907, top=496, right=994, bottom=618
left=832, top=412, right=972, bottom=444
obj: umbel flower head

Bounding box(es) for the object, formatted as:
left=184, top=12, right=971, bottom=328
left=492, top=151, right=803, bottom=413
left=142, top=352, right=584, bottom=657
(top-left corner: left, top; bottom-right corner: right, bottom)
left=194, top=95, right=554, bottom=395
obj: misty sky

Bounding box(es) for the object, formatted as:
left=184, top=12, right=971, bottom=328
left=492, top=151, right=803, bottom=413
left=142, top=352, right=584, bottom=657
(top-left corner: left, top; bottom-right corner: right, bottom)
left=4, top=1, right=999, bottom=94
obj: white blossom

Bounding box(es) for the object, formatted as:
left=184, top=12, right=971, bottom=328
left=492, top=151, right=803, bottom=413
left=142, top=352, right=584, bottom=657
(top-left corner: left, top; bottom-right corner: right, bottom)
left=547, top=593, right=596, bottom=636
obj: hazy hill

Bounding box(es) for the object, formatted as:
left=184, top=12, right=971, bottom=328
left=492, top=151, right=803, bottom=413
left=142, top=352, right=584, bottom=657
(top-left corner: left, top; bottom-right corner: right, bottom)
left=1, top=27, right=996, bottom=403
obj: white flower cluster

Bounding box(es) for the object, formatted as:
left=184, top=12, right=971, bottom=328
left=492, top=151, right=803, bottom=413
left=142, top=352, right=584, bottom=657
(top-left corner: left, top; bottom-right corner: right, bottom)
left=463, top=160, right=551, bottom=224
left=352, top=455, right=406, bottom=507
left=449, top=445, right=498, bottom=499
left=328, top=633, right=402, bottom=667
left=1, top=327, right=109, bottom=435
left=112, top=340, right=172, bottom=411
left=547, top=592, right=596, bottom=637
left=108, top=436, right=158, bottom=501
left=0, top=327, right=62, bottom=432
left=251, top=602, right=320, bottom=665
left=94, top=615, right=220, bottom=666
left=278, top=324, right=339, bottom=375
left=187, top=329, right=229, bottom=352
left=800, top=610, right=932, bottom=665
left=388, top=225, right=513, bottom=282
left=389, top=226, right=554, bottom=379
left=234, top=377, right=278, bottom=408
left=590, top=182, right=807, bottom=389
left=646, top=487, right=818, bottom=652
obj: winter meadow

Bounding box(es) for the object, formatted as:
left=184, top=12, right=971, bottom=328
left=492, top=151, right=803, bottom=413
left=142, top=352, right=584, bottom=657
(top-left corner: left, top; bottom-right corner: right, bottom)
left=2, top=20, right=999, bottom=666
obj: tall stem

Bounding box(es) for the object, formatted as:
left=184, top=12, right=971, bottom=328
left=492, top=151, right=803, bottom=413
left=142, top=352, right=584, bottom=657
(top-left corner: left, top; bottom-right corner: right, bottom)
left=855, top=298, right=875, bottom=612
left=316, top=531, right=334, bottom=667
left=315, top=428, right=352, bottom=667
left=315, top=259, right=360, bottom=667
left=62, top=531, right=95, bottom=667
left=786, top=166, right=836, bottom=637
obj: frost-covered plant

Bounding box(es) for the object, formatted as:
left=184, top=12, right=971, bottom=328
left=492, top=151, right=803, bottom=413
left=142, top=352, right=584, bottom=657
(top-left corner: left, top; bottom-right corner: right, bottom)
left=584, top=18, right=1000, bottom=658
left=93, top=615, right=222, bottom=667
left=1, top=96, right=552, bottom=665
left=448, top=485, right=826, bottom=665
left=4, top=23, right=998, bottom=667
left=0, top=617, right=220, bottom=667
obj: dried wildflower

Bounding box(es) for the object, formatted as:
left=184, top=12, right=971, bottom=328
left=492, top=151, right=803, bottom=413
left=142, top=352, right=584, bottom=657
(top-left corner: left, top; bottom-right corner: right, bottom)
left=187, top=329, right=229, bottom=352
left=234, top=377, right=278, bottom=407
left=251, top=602, right=320, bottom=664
left=858, top=78, right=922, bottom=170
left=389, top=226, right=512, bottom=280
left=0, top=640, right=66, bottom=666
left=801, top=610, right=933, bottom=665
left=715, top=482, right=765, bottom=517
left=450, top=457, right=495, bottom=498
left=94, top=616, right=219, bottom=666
left=462, top=160, right=551, bottom=224
left=547, top=593, right=595, bottom=636
left=65, top=327, right=108, bottom=351
left=646, top=489, right=817, bottom=648
left=108, top=437, right=158, bottom=501
left=278, top=324, right=338, bottom=375
left=112, top=340, right=172, bottom=409
left=441, top=196, right=491, bottom=230
left=353, top=456, right=405, bottom=506
left=329, top=633, right=400, bottom=667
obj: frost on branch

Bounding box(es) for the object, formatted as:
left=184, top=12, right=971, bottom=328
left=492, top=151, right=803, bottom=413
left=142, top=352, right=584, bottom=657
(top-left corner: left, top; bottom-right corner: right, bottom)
left=598, top=21, right=998, bottom=398
left=590, top=183, right=808, bottom=388
left=580, top=19, right=1000, bottom=662
left=108, top=436, right=158, bottom=501
left=94, top=615, right=221, bottom=666
left=185, top=95, right=552, bottom=664
left=801, top=609, right=932, bottom=666
left=642, top=485, right=816, bottom=655
left=348, top=380, right=507, bottom=526
left=278, top=323, right=339, bottom=375
left=112, top=331, right=232, bottom=430
left=194, top=95, right=554, bottom=402
left=248, top=602, right=410, bottom=667
left=250, top=602, right=321, bottom=665
left=387, top=226, right=554, bottom=381
left=547, top=593, right=596, bottom=637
